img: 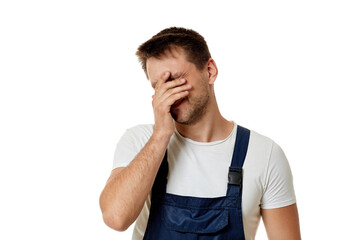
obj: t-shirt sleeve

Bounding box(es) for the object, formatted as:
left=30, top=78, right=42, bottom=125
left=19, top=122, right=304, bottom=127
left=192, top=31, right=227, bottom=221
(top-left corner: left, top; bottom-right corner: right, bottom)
left=112, top=125, right=153, bottom=170
left=260, top=141, right=296, bottom=209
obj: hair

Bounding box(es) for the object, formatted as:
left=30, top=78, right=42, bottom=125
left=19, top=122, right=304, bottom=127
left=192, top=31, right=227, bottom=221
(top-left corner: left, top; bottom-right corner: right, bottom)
left=136, top=27, right=212, bottom=78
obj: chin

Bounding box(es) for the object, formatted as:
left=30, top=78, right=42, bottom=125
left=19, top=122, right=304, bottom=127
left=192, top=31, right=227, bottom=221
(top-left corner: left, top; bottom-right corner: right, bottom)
left=171, top=112, right=185, bottom=123
left=171, top=110, right=189, bottom=125
left=173, top=113, right=196, bottom=125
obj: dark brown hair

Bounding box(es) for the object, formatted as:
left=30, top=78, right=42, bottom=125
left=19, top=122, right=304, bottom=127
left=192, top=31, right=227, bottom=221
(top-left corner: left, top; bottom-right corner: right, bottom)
left=136, top=27, right=212, bottom=78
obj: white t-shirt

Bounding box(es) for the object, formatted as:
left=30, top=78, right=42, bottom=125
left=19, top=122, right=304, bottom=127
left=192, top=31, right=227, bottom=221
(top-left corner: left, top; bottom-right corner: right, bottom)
left=112, top=122, right=296, bottom=240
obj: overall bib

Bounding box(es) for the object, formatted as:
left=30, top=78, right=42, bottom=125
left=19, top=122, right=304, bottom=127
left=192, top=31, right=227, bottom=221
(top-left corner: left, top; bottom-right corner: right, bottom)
left=143, top=125, right=250, bottom=240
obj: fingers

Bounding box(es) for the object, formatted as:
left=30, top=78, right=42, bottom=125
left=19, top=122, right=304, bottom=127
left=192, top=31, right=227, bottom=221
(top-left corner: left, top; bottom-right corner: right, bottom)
left=166, top=90, right=189, bottom=106
left=153, top=82, right=191, bottom=104
left=164, top=78, right=186, bottom=89
left=153, top=90, right=190, bottom=112
left=162, top=71, right=170, bottom=80
left=156, top=83, right=191, bottom=104
left=157, top=71, right=170, bottom=85
left=152, top=75, right=191, bottom=113
left=155, top=77, right=188, bottom=99
left=152, top=71, right=192, bottom=113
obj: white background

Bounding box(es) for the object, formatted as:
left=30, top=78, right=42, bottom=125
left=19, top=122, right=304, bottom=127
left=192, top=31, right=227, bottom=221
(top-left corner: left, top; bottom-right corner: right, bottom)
left=0, top=0, right=359, bottom=239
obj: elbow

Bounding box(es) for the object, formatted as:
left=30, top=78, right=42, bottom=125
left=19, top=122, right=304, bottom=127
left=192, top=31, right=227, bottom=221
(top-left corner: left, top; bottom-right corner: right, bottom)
left=99, top=190, right=133, bottom=231
left=102, top=210, right=131, bottom=232
left=100, top=197, right=132, bottom=232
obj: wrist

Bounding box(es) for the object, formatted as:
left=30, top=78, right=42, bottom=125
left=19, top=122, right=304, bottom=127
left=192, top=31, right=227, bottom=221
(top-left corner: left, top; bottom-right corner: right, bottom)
left=151, top=130, right=172, bottom=143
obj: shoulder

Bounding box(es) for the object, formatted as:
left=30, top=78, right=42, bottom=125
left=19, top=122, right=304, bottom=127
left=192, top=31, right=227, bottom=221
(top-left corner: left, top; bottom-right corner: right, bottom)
left=243, top=128, right=292, bottom=186
left=124, top=123, right=154, bottom=135
left=247, top=129, right=288, bottom=171
left=120, top=124, right=154, bottom=143
left=242, top=128, right=296, bottom=209
left=115, top=123, right=155, bottom=154
left=112, top=124, right=154, bottom=169
left=249, top=130, right=274, bottom=149
left=247, top=130, right=275, bottom=162
left=242, top=129, right=275, bottom=184
left=248, top=130, right=296, bottom=208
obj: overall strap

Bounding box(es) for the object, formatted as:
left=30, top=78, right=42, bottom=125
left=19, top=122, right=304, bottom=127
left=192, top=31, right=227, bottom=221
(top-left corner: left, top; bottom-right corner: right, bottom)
left=226, top=125, right=250, bottom=197
left=151, top=150, right=169, bottom=196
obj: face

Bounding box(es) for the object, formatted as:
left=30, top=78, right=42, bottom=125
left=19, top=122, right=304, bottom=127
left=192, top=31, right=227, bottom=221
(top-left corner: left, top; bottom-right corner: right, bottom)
left=147, top=48, right=211, bottom=125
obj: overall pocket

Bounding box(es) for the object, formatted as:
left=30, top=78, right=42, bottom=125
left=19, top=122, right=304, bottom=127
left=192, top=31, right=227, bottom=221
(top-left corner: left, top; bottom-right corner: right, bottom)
left=161, top=204, right=229, bottom=234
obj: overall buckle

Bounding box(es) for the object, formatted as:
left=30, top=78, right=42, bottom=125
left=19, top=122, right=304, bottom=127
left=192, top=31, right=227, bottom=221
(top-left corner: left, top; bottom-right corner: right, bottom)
left=228, top=167, right=242, bottom=186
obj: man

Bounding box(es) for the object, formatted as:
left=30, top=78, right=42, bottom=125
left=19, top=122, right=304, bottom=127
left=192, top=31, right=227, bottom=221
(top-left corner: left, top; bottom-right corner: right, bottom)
left=99, top=27, right=301, bottom=240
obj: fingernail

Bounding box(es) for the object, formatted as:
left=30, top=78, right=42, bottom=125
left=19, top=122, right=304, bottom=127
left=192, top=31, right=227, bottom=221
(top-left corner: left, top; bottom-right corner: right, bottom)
left=180, top=79, right=185, bottom=83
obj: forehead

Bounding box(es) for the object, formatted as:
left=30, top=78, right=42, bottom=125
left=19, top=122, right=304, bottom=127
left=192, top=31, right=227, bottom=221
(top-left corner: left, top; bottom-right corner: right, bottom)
left=146, top=49, right=195, bottom=86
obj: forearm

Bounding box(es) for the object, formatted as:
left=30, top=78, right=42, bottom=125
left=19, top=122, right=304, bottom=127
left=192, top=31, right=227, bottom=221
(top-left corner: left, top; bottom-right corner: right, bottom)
left=100, top=133, right=170, bottom=231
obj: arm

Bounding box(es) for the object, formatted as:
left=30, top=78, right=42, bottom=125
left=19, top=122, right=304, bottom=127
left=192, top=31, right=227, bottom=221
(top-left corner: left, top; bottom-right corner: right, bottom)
left=99, top=133, right=170, bottom=231
left=260, top=140, right=301, bottom=239
left=261, top=203, right=301, bottom=240
left=99, top=72, right=191, bottom=231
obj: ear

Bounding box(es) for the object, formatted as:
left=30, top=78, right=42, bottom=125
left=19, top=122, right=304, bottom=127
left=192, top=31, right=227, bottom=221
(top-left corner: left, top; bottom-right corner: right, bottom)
left=206, top=58, right=218, bottom=85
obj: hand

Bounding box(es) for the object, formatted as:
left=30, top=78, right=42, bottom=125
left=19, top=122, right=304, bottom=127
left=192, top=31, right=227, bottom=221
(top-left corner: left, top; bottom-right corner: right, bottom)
left=151, top=72, right=191, bottom=139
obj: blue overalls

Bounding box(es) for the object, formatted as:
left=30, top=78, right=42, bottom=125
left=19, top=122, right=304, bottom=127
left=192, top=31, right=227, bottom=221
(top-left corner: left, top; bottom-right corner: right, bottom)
left=143, top=125, right=250, bottom=240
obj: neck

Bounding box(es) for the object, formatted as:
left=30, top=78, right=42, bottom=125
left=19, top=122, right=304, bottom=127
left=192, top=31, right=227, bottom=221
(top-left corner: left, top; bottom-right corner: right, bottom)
left=175, top=95, right=233, bottom=142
